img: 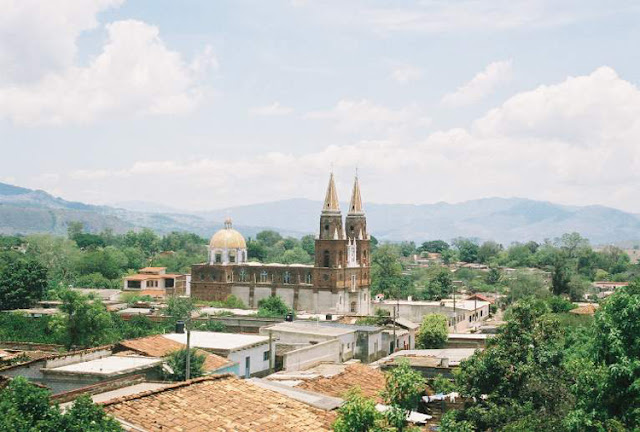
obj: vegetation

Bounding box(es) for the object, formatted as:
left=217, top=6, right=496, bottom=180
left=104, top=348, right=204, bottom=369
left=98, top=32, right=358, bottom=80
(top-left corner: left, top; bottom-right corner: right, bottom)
left=333, top=359, right=424, bottom=432
left=440, top=282, right=640, bottom=431
left=416, top=314, right=448, bottom=349
left=256, top=295, right=293, bottom=318
left=0, top=253, right=48, bottom=310
left=165, top=348, right=206, bottom=381
left=0, top=376, right=122, bottom=431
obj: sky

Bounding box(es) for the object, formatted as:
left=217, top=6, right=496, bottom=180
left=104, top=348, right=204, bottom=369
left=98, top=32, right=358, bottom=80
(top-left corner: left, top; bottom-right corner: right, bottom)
left=2, top=0, right=640, bottom=212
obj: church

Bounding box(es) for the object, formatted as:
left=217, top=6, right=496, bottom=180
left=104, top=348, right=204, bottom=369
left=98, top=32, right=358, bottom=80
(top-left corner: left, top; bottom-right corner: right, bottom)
left=190, top=173, right=372, bottom=315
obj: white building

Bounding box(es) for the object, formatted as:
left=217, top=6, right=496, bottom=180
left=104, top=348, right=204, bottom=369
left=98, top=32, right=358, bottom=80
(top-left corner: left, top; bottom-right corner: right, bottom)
left=162, top=331, right=273, bottom=378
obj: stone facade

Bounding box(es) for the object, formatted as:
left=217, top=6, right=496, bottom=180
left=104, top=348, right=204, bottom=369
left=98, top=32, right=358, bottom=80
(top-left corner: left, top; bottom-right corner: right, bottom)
left=191, top=174, right=372, bottom=315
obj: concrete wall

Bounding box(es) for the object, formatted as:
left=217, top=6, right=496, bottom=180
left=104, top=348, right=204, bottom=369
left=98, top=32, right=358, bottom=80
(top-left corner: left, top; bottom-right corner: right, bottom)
left=254, top=287, right=272, bottom=305
left=318, top=291, right=335, bottom=312
left=228, top=343, right=272, bottom=378
left=230, top=285, right=251, bottom=306
left=282, top=339, right=341, bottom=371
left=297, top=290, right=314, bottom=311
left=275, top=288, right=295, bottom=306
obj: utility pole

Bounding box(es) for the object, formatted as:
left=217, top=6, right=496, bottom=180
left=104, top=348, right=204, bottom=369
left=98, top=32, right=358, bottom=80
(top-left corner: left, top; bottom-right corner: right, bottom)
left=185, top=323, right=191, bottom=380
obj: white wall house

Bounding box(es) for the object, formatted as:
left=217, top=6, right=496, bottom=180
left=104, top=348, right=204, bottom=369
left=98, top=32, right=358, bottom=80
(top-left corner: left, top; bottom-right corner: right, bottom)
left=163, top=331, right=273, bottom=378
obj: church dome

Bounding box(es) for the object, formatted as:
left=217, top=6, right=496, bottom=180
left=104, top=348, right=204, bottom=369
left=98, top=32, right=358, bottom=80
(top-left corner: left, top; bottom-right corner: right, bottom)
left=209, top=218, right=247, bottom=249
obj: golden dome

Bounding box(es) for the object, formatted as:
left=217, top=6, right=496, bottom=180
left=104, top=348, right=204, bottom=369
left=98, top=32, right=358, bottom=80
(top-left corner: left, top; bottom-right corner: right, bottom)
left=209, top=219, right=246, bottom=249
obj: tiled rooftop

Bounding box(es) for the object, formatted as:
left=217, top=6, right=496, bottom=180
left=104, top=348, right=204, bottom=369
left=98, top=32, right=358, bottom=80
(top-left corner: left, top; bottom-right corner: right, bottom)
left=295, top=364, right=386, bottom=402
left=118, top=335, right=232, bottom=372
left=103, top=375, right=335, bottom=432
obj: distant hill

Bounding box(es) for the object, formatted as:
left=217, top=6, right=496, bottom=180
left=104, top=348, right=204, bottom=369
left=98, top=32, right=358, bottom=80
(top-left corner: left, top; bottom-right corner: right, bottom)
left=1, top=181, right=639, bottom=245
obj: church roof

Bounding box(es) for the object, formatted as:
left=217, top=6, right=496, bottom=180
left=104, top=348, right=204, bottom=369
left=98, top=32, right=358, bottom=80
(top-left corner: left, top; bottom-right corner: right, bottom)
left=348, top=175, right=364, bottom=214
left=209, top=219, right=246, bottom=249
left=322, top=173, right=340, bottom=214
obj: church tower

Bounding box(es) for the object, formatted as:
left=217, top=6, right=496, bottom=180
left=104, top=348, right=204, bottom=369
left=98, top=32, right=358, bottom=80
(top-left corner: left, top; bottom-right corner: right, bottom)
left=315, top=173, right=345, bottom=269
left=345, top=174, right=370, bottom=267
left=313, top=172, right=372, bottom=316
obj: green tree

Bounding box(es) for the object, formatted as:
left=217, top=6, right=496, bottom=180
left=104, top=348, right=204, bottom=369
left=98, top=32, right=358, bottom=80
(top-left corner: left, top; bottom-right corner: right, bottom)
left=485, top=267, right=502, bottom=285
left=422, top=267, right=453, bottom=300
left=66, top=221, right=84, bottom=239
left=382, top=358, right=424, bottom=412
left=165, top=348, right=206, bottom=381
left=333, top=388, right=381, bottom=432
left=25, top=234, right=80, bottom=288
left=256, top=230, right=283, bottom=247
left=51, top=290, right=116, bottom=349
left=0, top=376, right=121, bottom=431
left=371, top=245, right=405, bottom=298
left=281, top=246, right=312, bottom=264
left=452, top=238, right=479, bottom=263
left=550, top=251, right=572, bottom=296
left=0, top=253, right=48, bottom=310
left=247, top=239, right=267, bottom=261
left=301, top=234, right=316, bottom=257
left=257, top=295, right=292, bottom=318
left=507, top=271, right=549, bottom=303
left=452, top=299, right=573, bottom=431
left=419, top=240, right=450, bottom=254
left=477, top=241, right=502, bottom=264
left=165, top=296, right=196, bottom=322
left=416, top=314, right=448, bottom=348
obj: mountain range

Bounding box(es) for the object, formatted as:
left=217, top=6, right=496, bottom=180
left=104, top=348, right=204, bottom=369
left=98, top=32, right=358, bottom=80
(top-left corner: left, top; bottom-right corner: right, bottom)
left=1, top=181, right=639, bottom=245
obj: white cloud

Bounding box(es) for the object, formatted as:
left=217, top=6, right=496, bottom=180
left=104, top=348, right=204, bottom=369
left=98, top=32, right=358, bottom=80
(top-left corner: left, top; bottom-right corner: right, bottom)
left=30, top=66, right=640, bottom=212
left=361, top=0, right=634, bottom=33
left=306, top=99, right=431, bottom=133
left=0, top=0, right=124, bottom=83
left=249, top=102, right=293, bottom=116
left=442, top=60, right=512, bottom=107
left=0, top=20, right=217, bottom=126
left=391, top=65, right=422, bottom=84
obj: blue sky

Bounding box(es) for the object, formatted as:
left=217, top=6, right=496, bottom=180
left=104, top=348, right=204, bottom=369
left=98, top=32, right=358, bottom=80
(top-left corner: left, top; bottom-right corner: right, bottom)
left=2, top=1, right=640, bottom=212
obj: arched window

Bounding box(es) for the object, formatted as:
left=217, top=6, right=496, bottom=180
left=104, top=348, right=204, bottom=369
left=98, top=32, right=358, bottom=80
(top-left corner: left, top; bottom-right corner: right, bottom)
left=239, top=268, right=247, bottom=282
left=339, top=251, right=343, bottom=265
left=215, top=253, right=222, bottom=263
left=323, top=250, right=330, bottom=267
left=305, top=273, right=312, bottom=284
left=283, top=271, right=291, bottom=284
left=260, top=271, right=268, bottom=283
left=350, top=301, right=357, bottom=313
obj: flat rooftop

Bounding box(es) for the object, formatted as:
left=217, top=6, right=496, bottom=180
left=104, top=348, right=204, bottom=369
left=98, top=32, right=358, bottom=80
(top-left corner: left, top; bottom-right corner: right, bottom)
left=267, top=322, right=356, bottom=337
left=46, top=356, right=161, bottom=376
left=163, top=331, right=268, bottom=351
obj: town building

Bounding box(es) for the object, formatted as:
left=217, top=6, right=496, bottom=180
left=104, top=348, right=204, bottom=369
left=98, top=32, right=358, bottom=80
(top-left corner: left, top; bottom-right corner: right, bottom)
left=102, top=375, right=336, bottom=431
left=122, top=267, right=190, bottom=298
left=190, top=173, right=372, bottom=315
left=162, top=331, right=273, bottom=378
left=374, top=298, right=491, bottom=332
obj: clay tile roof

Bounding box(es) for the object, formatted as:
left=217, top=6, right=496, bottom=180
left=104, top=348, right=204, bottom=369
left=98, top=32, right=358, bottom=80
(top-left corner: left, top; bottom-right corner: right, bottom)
left=118, top=335, right=231, bottom=372
left=295, top=364, right=386, bottom=403
left=103, top=375, right=335, bottom=432
left=569, top=304, right=598, bottom=315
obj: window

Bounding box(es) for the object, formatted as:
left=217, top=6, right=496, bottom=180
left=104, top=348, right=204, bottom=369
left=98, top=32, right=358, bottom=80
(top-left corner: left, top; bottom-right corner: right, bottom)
left=283, top=271, right=291, bottom=284
left=305, top=273, right=312, bottom=284
left=215, top=253, right=222, bottom=263
left=165, top=278, right=174, bottom=288
left=239, top=269, right=248, bottom=282
left=199, top=273, right=204, bottom=281
left=263, top=350, right=270, bottom=361
left=323, top=273, right=329, bottom=281
left=350, top=301, right=357, bottom=313
left=260, top=271, right=268, bottom=283
left=127, top=280, right=141, bottom=289
left=229, top=254, right=236, bottom=263
left=324, top=224, right=329, bottom=231
left=339, top=251, right=343, bottom=264
left=323, top=250, right=330, bottom=267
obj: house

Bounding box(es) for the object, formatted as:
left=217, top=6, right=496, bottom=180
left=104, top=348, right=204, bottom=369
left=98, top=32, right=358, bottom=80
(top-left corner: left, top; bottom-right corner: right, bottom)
left=375, top=299, right=490, bottom=332
left=115, top=335, right=237, bottom=375
left=0, top=346, right=163, bottom=395
left=593, top=281, right=629, bottom=291
left=261, top=322, right=357, bottom=364
left=263, top=320, right=387, bottom=364
left=267, top=363, right=387, bottom=402
left=372, top=348, right=480, bottom=378
left=102, top=375, right=335, bottom=431
left=123, top=267, right=191, bottom=298
left=162, top=331, right=273, bottom=378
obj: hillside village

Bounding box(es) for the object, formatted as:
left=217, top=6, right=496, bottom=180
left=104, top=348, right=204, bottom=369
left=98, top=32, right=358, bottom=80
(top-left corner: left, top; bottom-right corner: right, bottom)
left=1, top=173, right=638, bottom=431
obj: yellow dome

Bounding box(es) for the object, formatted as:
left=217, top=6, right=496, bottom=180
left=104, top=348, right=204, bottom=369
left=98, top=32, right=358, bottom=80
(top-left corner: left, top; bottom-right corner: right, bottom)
left=209, top=219, right=246, bottom=249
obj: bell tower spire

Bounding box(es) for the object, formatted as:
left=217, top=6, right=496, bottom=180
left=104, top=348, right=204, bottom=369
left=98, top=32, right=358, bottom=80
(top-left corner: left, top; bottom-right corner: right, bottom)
left=348, top=174, right=363, bottom=215
left=323, top=172, right=340, bottom=214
